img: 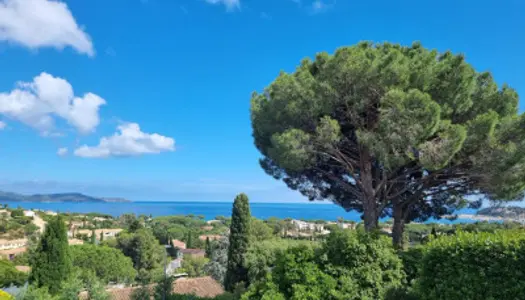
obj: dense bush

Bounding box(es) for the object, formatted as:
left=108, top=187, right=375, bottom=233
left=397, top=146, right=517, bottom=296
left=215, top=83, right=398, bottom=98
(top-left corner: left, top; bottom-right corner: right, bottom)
left=242, top=229, right=406, bottom=300
left=70, top=244, right=137, bottom=284
left=0, top=260, right=27, bottom=287
left=416, top=230, right=525, bottom=300
left=398, top=246, right=424, bottom=285
left=166, top=294, right=234, bottom=300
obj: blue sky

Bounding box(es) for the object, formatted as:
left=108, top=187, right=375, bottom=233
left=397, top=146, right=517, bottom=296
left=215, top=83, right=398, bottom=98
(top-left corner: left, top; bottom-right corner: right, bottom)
left=0, top=0, right=523, bottom=202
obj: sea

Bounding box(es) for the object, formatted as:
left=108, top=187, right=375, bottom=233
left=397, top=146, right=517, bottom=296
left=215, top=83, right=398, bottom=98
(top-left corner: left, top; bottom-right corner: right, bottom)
left=0, top=201, right=479, bottom=224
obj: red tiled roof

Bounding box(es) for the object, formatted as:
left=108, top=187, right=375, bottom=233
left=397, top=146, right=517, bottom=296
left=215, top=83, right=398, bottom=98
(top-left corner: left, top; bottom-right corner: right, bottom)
left=180, top=248, right=205, bottom=255
left=80, top=276, right=224, bottom=300
left=198, top=235, right=222, bottom=241
left=171, top=239, right=186, bottom=249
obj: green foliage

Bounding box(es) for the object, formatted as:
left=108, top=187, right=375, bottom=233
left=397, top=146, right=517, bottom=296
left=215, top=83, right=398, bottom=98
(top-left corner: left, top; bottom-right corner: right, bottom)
left=29, top=215, right=72, bottom=294
left=131, top=285, right=152, bottom=300
left=90, top=229, right=96, bottom=244
left=181, top=256, right=209, bottom=278
left=320, top=229, right=406, bottom=299
left=398, top=246, right=423, bottom=285
left=205, top=237, right=212, bottom=258
left=248, top=219, right=273, bottom=242
left=204, top=237, right=229, bottom=285
left=225, top=193, right=251, bottom=291
left=116, top=228, right=165, bottom=283
left=0, top=259, right=28, bottom=287
left=153, top=276, right=175, bottom=300
left=244, top=229, right=405, bottom=300
left=10, top=209, right=24, bottom=218
left=16, top=285, right=55, bottom=300
left=416, top=230, right=525, bottom=300
left=70, top=244, right=137, bottom=284
left=244, top=239, right=317, bottom=284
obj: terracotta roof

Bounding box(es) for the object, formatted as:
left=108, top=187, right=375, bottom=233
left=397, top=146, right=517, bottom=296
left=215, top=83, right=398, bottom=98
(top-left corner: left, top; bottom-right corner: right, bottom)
left=80, top=277, right=224, bottom=300
left=173, top=276, right=224, bottom=297
left=0, top=247, right=27, bottom=255
left=171, top=239, right=186, bottom=249
left=15, top=266, right=31, bottom=273
left=198, top=235, right=222, bottom=241
left=180, top=248, right=205, bottom=255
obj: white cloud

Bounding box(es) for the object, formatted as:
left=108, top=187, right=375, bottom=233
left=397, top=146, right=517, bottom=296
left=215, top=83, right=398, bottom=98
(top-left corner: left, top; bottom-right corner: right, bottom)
left=0, top=72, right=106, bottom=134
left=57, top=147, right=68, bottom=156
left=0, top=121, right=6, bottom=130
left=74, top=123, right=175, bottom=158
left=205, top=0, right=240, bottom=11
left=310, top=0, right=333, bottom=13
left=0, top=0, right=94, bottom=56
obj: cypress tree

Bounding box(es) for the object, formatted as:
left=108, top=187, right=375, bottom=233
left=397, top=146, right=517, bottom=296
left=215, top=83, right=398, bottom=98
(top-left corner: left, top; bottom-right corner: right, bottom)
left=91, top=229, right=97, bottom=244
left=224, top=193, right=251, bottom=291
left=187, top=231, right=193, bottom=249
left=205, top=237, right=212, bottom=258
left=100, top=231, right=104, bottom=242
left=30, top=215, right=72, bottom=294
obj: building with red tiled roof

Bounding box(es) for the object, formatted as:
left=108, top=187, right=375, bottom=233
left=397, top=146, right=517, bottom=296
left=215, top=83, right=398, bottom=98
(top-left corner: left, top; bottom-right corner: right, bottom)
left=180, top=248, right=205, bottom=258
left=79, top=276, right=224, bottom=300
left=171, top=239, right=186, bottom=249
left=198, top=234, right=222, bottom=241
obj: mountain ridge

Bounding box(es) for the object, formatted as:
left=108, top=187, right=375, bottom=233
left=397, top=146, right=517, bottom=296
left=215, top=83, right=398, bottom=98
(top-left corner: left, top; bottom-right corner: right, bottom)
left=0, top=191, right=131, bottom=203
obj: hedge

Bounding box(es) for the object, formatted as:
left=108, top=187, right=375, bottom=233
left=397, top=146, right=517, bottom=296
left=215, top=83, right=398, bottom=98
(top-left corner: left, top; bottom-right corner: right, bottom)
left=416, top=230, right=525, bottom=300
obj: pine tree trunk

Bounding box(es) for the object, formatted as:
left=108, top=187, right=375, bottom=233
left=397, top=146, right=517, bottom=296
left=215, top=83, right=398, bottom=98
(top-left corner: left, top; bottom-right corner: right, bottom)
left=360, top=150, right=378, bottom=231
left=392, top=204, right=405, bottom=249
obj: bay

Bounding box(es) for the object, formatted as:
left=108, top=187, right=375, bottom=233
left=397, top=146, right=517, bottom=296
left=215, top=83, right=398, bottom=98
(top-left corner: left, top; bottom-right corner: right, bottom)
left=0, top=201, right=478, bottom=223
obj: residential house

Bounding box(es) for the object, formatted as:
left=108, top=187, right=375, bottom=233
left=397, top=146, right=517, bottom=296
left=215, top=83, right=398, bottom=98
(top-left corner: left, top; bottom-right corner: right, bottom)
left=76, top=228, right=123, bottom=239
left=198, top=234, right=222, bottom=241
left=180, top=248, right=206, bottom=258
left=201, top=226, right=214, bottom=231
left=0, top=239, right=27, bottom=251
left=23, top=210, right=35, bottom=218
left=171, top=239, right=186, bottom=249
left=79, top=276, right=224, bottom=300
left=165, top=258, right=183, bottom=275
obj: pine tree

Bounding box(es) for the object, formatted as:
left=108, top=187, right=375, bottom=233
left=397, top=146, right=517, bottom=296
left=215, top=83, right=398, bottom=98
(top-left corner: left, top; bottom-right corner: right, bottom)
left=91, top=229, right=97, bottom=244
left=224, top=193, right=251, bottom=291
left=30, top=215, right=72, bottom=294
left=205, top=237, right=212, bottom=258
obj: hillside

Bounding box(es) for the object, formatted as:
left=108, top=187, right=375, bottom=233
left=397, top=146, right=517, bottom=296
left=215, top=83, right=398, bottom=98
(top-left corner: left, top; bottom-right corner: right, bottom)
left=0, top=191, right=131, bottom=203
left=477, top=206, right=525, bottom=220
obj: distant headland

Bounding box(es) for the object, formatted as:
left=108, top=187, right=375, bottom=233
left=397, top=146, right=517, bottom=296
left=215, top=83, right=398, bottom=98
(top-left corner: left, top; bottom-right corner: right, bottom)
left=0, top=190, right=131, bottom=203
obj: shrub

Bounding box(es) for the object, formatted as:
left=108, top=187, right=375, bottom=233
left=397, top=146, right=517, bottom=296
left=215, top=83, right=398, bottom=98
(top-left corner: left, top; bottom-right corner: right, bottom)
left=398, top=246, right=424, bottom=285
left=243, top=229, right=406, bottom=300
left=416, top=230, right=525, bottom=300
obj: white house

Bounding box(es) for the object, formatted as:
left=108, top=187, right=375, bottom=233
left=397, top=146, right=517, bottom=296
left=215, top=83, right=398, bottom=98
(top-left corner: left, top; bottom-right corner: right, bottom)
left=23, top=210, right=36, bottom=218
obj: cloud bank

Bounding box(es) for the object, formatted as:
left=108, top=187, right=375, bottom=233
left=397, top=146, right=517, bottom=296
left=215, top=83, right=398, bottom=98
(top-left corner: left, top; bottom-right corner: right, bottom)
left=0, top=0, right=94, bottom=55
left=74, top=123, right=175, bottom=158
left=0, top=72, right=105, bottom=134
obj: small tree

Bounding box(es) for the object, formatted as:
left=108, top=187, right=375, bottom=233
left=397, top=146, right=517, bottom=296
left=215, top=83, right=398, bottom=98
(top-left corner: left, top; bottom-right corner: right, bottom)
left=224, top=193, right=251, bottom=291
left=100, top=231, right=104, bottom=242
left=154, top=276, right=174, bottom=300
left=30, top=215, right=72, bottom=294
left=205, top=237, right=212, bottom=258
left=91, top=229, right=97, bottom=245
left=186, top=231, right=193, bottom=249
